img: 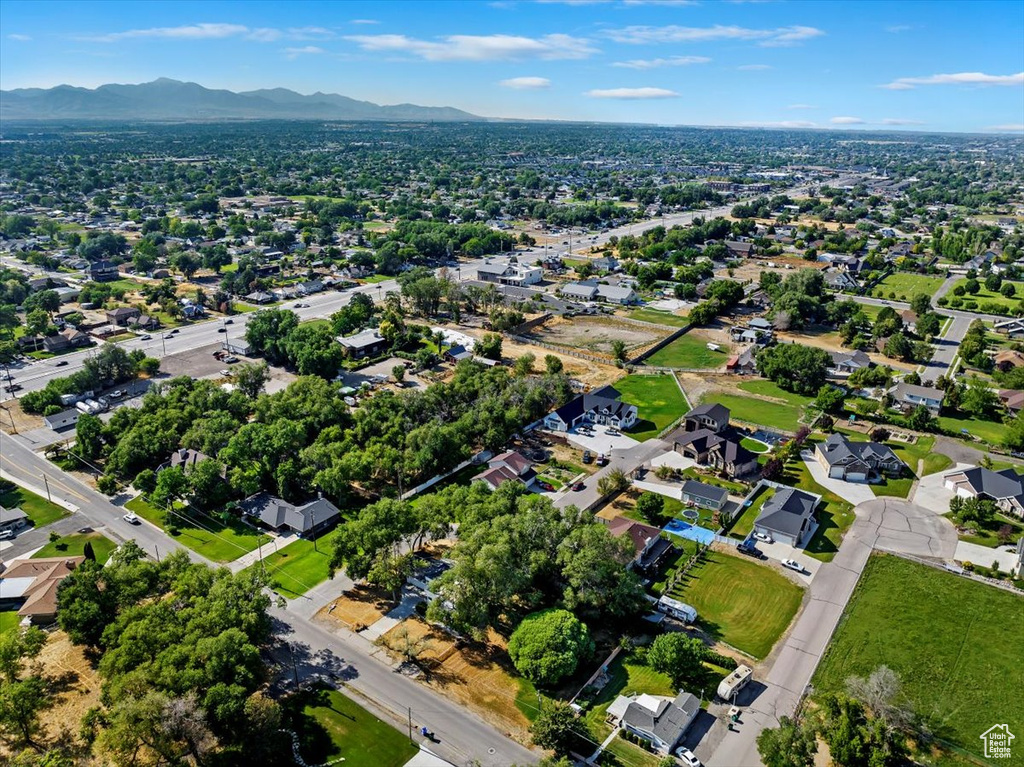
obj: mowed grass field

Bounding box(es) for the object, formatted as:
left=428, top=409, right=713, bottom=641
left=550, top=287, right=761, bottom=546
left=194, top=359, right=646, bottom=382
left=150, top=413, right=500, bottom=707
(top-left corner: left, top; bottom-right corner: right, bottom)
left=669, top=550, right=804, bottom=659
left=645, top=333, right=731, bottom=369
left=873, top=272, right=946, bottom=300
left=0, top=484, right=70, bottom=528
left=616, top=373, right=689, bottom=441
left=32, top=532, right=117, bottom=563
left=628, top=308, right=690, bottom=328
left=814, top=554, right=1024, bottom=762
left=125, top=497, right=268, bottom=563
left=701, top=393, right=803, bottom=432
left=257, top=527, right=343, bottom=598
left=950, top=279, right=1024, bottom=312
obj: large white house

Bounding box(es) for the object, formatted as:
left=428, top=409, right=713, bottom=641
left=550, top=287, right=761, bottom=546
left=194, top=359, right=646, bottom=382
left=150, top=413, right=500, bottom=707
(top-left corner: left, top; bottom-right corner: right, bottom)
left=543, top=386, right=638, bottom=432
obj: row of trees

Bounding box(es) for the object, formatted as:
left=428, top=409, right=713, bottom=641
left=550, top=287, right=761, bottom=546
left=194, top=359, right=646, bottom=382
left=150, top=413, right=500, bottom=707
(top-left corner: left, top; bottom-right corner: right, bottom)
left=21, top=345, right=159, bottom=415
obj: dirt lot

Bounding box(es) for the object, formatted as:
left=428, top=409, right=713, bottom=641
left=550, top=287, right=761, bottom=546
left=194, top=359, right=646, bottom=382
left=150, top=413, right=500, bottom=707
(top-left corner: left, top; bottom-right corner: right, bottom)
left=726, top=255, right=826, bottom=284
left=595, top=486, right=643, bottom=522
left=160, top=343, right=298, bottom=391
left=379, top=618, right=534, bottom=743
left=316, top=585, right=391, bottom=632
left=0, top=399, right=44, bottom=432
left=29, top=631, right=102, bottom=749
left=521, top=315, right=671, bottom=358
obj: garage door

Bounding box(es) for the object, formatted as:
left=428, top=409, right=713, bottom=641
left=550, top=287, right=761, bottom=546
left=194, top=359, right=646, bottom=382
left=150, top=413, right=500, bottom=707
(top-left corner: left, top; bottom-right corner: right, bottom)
left=847, top=471, right=867, bottom=482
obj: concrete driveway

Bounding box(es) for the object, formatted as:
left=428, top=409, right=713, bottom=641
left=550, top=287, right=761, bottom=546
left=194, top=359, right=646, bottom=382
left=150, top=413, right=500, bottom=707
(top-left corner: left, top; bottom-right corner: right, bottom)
left=753, top=536, right=822, bottom=581
left=913, top=463, right=965, bottom=510
left=801, top=451, right=876, bottom=505
left=954, top=540, right=1020, bottom=573
left=650, top=450, right=696, bottom=472
left=565, top=423, right=640, bottom=455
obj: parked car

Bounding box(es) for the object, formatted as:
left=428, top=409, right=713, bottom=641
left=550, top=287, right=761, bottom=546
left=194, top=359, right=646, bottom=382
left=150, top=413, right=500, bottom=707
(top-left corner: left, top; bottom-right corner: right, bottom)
left=736, top=543, right=763, bottom=559
left=225, top=357, right=239, bottom=364
left=123, top=512, right=140, bottom=524
left=538, top=481, right=555, bottom=492
left=220, top=369, right=233, bottom=377
left=110, top=390, right=124, bottom=399
left=675, top=747, right=702, bottom=767
left=781, top=559, right=803, bottom=572
left=140, top=334, right=152, bottom=340
left=606, top=427, right=620, bottom=436
left=224, top=319, right=234, bottom=325
left=168, top=329, right=179, bottom=335
left=0, top=529, right=15, bottom=540
left=582, top=450, right=593, bottom=464
left=753, top=531, right=773, bottom=543
left=55, top=360, right=68, bottom=366
left=572, top=482, right=585, bottom=491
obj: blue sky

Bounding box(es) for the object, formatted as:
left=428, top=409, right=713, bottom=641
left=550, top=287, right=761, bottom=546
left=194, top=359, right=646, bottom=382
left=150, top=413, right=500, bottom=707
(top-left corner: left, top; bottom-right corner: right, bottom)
left=2, top=0, right=1022, bottom=133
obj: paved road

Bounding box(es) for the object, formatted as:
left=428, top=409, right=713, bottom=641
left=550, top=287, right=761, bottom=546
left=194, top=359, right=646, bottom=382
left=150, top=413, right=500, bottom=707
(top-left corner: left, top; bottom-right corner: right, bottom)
left=703, top=496, right=957, bottom=766
left=553, top=437, right=670, bottom=512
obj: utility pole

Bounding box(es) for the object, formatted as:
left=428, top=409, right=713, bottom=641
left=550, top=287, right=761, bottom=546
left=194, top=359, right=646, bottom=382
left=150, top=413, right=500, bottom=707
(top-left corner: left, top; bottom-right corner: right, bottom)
left=43, top=475, right=52, bottom=503
left=407, top=707, right=414, bottom=744
left=290, top=641, right=300, bottom=687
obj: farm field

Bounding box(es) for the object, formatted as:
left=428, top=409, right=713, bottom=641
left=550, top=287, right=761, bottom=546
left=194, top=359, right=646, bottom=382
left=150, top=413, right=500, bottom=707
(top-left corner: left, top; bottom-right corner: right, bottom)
left=645, top=332, right=730, bottom=369
left=668, top=550, right=804, bottom=659
left=873, top=273, right=946, bottom=300
left=32, top=532, right=117, bottom=563
left=616, top=373, right=689, bottom=440
left=814, top=554, right=1024, bottom=764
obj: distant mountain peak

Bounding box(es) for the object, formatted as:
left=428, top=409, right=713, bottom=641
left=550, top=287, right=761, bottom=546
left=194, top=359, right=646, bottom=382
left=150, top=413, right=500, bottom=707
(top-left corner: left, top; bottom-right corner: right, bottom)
left=0, top=79, right=482, bottom=122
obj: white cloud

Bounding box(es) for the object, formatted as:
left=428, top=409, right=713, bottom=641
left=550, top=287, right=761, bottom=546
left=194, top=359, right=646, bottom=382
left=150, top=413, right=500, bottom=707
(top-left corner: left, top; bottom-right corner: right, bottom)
left=737, top=64, right=771, bottom=71
left=885, top=24, right=911, bottom=33
left=8, top=34, right=31, bottom=42
left=345, top=33, right=597, bottom=61
left=586, top=87, right=679, bottom=99
left=830, top=116, right=865, bottom=125
left=882, top=71, right=1024, bottom=90
left=500, top=76, right=552, bottom=89
left=604, top=24, right=823, bottom=47
left=288, top=27, right=336, bottom=40
left=536, top=0, right=612, bottom=4
left=349, top=19, right=380, bottom=25
left=741, top=120, right=818, bottom=129
left=612, top=55, right=710, bottom=69
left=880, top=118, right=925, bottom=126
left=787, top=103, right=815, bottom=109
left=79, top=23, right=281, bottom=43
left=987, top=124, right=1024, bottom=132
left=283, top=46, right=325, bottom=59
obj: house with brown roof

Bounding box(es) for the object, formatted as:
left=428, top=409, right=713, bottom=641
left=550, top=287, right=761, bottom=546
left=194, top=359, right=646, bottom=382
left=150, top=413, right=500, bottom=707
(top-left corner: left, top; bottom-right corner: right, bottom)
left=106, top=306, right=141, bottom=326
left=0, top=556, right=85, bottom=624
left=994, top=349, right=1024, bottom=372
left=605, top=517, right=674, bottom=576
left=472, top=450, right=537, bottom=491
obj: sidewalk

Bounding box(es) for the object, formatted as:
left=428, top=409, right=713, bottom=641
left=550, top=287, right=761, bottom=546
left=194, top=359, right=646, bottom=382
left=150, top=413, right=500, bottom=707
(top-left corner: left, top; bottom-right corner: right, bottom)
left=227, top=532, right=301, bottom=572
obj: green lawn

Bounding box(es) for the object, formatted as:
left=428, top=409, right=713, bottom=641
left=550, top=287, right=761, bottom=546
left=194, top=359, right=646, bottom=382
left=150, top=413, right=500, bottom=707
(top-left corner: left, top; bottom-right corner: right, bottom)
left=0, top=610, right=19, bottom=635
left=124, top=496, right=268, bottom=563
left=728, top=486, right=774, bottom=540
left=361, top=274, right=392, bottom=284
left=282, top=685, right=417, bottom=767
left=701, top=392, right=804, bottom=432
left=873, top=273, right=946, bottom=301
left=813, top=554, right=1024, bottom=762
left=937, top=414, right=1009, bottom=446
left=32, top=532, right=117, bottom=563
left=737, top=380, right=813, bottom=408
left=616, top=373, right=688, bottom=441
left=950, top=279, right=1024, bottom=312
left=0, top=483, right=69, bottom=528
left=645, top=333, right=730, bottom=369
left=256, top=527, right=343, bottom=598
left=870, top=476, right=915, bottom=498
left=955, top=512, right=1024, bottom=549
left=740, top=437, right=770, bottom=454
left=669, top=550, right=804, bottom=659
left=627, top=308, right=690, bottom=328
left=782, top=460, right=855, bottom=562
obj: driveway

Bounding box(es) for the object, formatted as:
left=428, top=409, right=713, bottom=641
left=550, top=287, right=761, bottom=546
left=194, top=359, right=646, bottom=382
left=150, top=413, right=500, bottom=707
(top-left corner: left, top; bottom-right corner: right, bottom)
left=753, top=535, right=822, bottom=581
left=801, top=451, right=876, bottom=505
left=954, top=540, right=1020, bottom=573
left=564, top=423, right=640, bottom=455
left=858, top=497, right=958, bottom=559
left=649, top=449, right=696, bottom=472
left=912, top=463, right=964, bottom=510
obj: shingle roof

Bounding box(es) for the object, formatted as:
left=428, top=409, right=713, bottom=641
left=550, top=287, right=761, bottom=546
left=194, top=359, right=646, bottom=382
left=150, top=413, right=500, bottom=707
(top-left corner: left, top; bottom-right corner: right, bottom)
left=818, top=434, right=901, bottom=468
left=685, top=403, right=730, bottom=424
left=239, top=492, right=340, bottom=533
left=755, top=487, right=819, bottom=537
left=952, top=466, right=1024, bottom=501
left=681, top=480, right=729, bottom=505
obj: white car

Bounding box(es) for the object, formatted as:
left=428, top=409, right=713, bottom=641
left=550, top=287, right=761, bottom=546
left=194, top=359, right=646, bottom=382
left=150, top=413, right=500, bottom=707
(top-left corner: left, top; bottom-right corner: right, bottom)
left=781, top=559, right=803, bottom=572
left=753, top=531, right=773, bottom=543
left=140, top=334, right=152, bottom=340
left=0, top=529, right=15, bottom=540
left=674, top=747, right=702, bottom=767
left=220, top=369, right=233, bottom=377
left=123, top=512, right=140, bottom=524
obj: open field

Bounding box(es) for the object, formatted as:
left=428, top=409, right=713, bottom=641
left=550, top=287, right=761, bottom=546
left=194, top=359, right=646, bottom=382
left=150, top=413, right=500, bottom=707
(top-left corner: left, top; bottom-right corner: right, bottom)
left=125, top=496, right=268, bottom=563
left=0, top=483, right=70, bottom=528
left=257, top=527, right=343, bottom=598
left=32, top=531, right=117, bottom=563
left=737, top=379, right=813, bottom=408
left=949, top=279, right=1024, bottom=312
left=282, top=685, right=417, bottom=767
left=700, top=392, right=804, bottom=432
left=669, top=549, right=804, bottom=659
left=936, top=414, right=1009, bottom=446
left=814, top=554, right=1024, bottom=763
left=317, top=585, right=390, bottom=631
left=645, top=331, right=731, bottom=369
left=873, top=273, right=946, bottom=300
left=627, top=308, right=690, bottom=327
left=524, top=315, right=670, bottom=356
left=33, top=631, right=104, bottom=745
left=615, top=373, right=688, bottom=440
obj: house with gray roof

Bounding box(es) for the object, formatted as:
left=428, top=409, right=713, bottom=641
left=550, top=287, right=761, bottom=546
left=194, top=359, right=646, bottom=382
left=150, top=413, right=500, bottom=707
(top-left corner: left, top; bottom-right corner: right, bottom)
left=944, top=466, right=1024, bottom=518
left=543, top=385, right=638, bottom=432
left=754, top=486, right=820, bottom=547
left=595, top=284, right=639, bottom=305
left=829, top=350, right=873, bottom=376
left=888, top=382, right=944, bottom=416
left=815, top=434, right=905, bottom=481
left=683, top=403, right=730, bottom=434
left=607, top=691, right=700, bottom=754
left=559, top=282, right=599, bottom=301
left=680, top=480, right=729, bottom=511
left=239, top=492, right=341, bottom=535
left=337, top=328, right=388, bottom=359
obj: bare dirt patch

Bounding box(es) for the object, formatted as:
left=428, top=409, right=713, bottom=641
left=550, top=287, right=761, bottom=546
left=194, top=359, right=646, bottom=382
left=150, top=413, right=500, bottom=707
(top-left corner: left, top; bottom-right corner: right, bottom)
left=0, top=399, right=44, bottom=433
left=36, top=631, right=102, bottom=744
left=527, top=316, right=669, bottom=356
left=594, top=487, right=642, bottom=522
left=316, top=585, right=391, bottom=632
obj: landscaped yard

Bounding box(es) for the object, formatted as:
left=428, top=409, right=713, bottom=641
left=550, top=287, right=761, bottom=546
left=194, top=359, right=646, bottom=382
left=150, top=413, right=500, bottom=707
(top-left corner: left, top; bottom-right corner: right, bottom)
left=32, top=532, right=117, bottom=563
left=873, top=273, right=946, bottom=301
left=740, top=437, right=770, bottom=454
left=728, top=486, right=774, bottom=540
left=782, top=460, right=855, bottom=562
left=124, top=496, right=268, bottom=563
left=627, top=308, right=690, bottom=327
left=282, top=685, right=417, bottom=767
left=668, top=550, right=804, bottom=659
left=616, top=373, right=689, bottom=441
left=257, top=527, right=343, bottom=598
left=0, top=483, right=70, bottom=528
left=937, top=414, right=1009, bottom=446
left=645, top=332, right=730, bottom=369
left=954, top=511, right=1024, bottom=549
left=0, top=610, right=19, bottom=634
left=813, top=553, right=1024, bottom=762
left=949, top=279, right=1024, bottom=313
left=701, top=393, right=804, bottom=432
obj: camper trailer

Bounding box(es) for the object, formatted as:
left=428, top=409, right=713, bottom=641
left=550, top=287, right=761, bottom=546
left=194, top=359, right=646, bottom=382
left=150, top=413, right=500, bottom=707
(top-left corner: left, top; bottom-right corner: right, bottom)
left=717, top=664, right=753, bottom=701
left=656, top=595, right=698, bottom=624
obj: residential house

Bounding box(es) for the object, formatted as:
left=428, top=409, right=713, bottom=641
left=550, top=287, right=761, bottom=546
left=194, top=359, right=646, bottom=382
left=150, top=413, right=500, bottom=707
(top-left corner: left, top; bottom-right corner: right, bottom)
left=43, top=408, right=80, bottom=431
left=297, top=279, right=325, bottom=296
left=944, top=467, right=1024, bottom=518
left=993, top=318, right=1024, bottom=339
left=724, top=241, right=755, bottom=258
left=158, top=447, right=214, bottom=474
left=999, top=390, right=1024, bottom=416
left=606, top=692, right=700, bottom=755
left=606, top=517, right=675, bottom=575
left=994, top=349, right=1024, bottom=372
left=337, top=328, right=388, bottom=359
left=888, top=382, right=944, bottom=416
left=472, top=450, right=538, bottom=491
left=559, top=282, right=599, bottom=301
left=725, top=348, right=758, bottom=376
left=682, top=403, right=730, bottom=434
left=0, top=506, right=29, bottom=535
left=0, top=556, right=84, bottom=624
left=28, top=277, right=67, bottom=292
left=824, top=268, right=859, bottom=291
left=680, top=480, right=729, bottom=511
left=239, top=492, right=341, bottom=535
left=244, top=291, right=275, bottom=305
left=131, top=314, right=160, bottom=331
left=815, top=434, right=905, bottom=481
left=829, top=350, right=873, bottom=376
left=443, top=344, right=474, bottom=364
left=671, top=429, right=759, bottom=479
left=595, top=284, right=639, bottom=305
left=729, top=324, right=774, bottom=346
left=543, top=386, right=638, bottom=432
left=753, top=487, right=820, bottom=547
left=89, top=260, right=120, bottom=282
left=592, top=255, right=619, bottom=272
left=900, top=310, right=919, bottom=334
left=106, top=306, right=141, bottom=327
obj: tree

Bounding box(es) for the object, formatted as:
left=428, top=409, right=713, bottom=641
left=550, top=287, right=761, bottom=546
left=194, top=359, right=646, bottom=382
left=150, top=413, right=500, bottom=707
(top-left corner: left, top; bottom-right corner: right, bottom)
left=757, top=716, right=817, bottom=767
left=1001, top=282, right=1016, bottom=298
left=870, top=427, right=891, bottom=443
left=905, top=404, right=935, bottom=431
left=530, top=701, right=585, bottom=757
left=514, top=353, right=535, bottom=377
left=611, top=339, right=628, bottom=363
left=634, top=492, right=665, bottom=523
left=0, top=627, right=46, bottom=683
left=508, top=609, right=594, bottom=687
left=964, top=278, right=980, bottom=295
left=138, top=357, right=161, bottom=376
left=985, top=273, right=1002, bottom=292
left=646, top=633, right=709, bottom=690
left=1005, top=410, right=1024, bottom=452
left=152, top=466, right=189, bottom=510
left=0, top=676, right=52, bottom=750
left=915, top=312, right=940, bottom=339
left=392, top=364, right=406, bottom=384
left=74, top=413, right=104, bottom=459
left=757, top=344, right=831, bottom=395
left=883, top=332, right=914, bottom=362
left=244, top=308, right=299, bottom=364
left=909, top=294, right=931, bottom=317
left=815, top=385, right=846, bottom=414
left=544, top=355, right=564, bottom=375
left=477, top=332, right=503, bottom=361
left=960, top=376, right=999, bottom=419
left=761, top=457, right=785, bottom=481
left=233, top=362, right=270, bottom=399
left=597, top=468, right=629, bottom=497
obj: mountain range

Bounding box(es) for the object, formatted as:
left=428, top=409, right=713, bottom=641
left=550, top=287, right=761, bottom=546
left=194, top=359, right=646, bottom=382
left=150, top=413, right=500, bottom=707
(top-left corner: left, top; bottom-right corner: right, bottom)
left=0, top=78, right=481, bottom=122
